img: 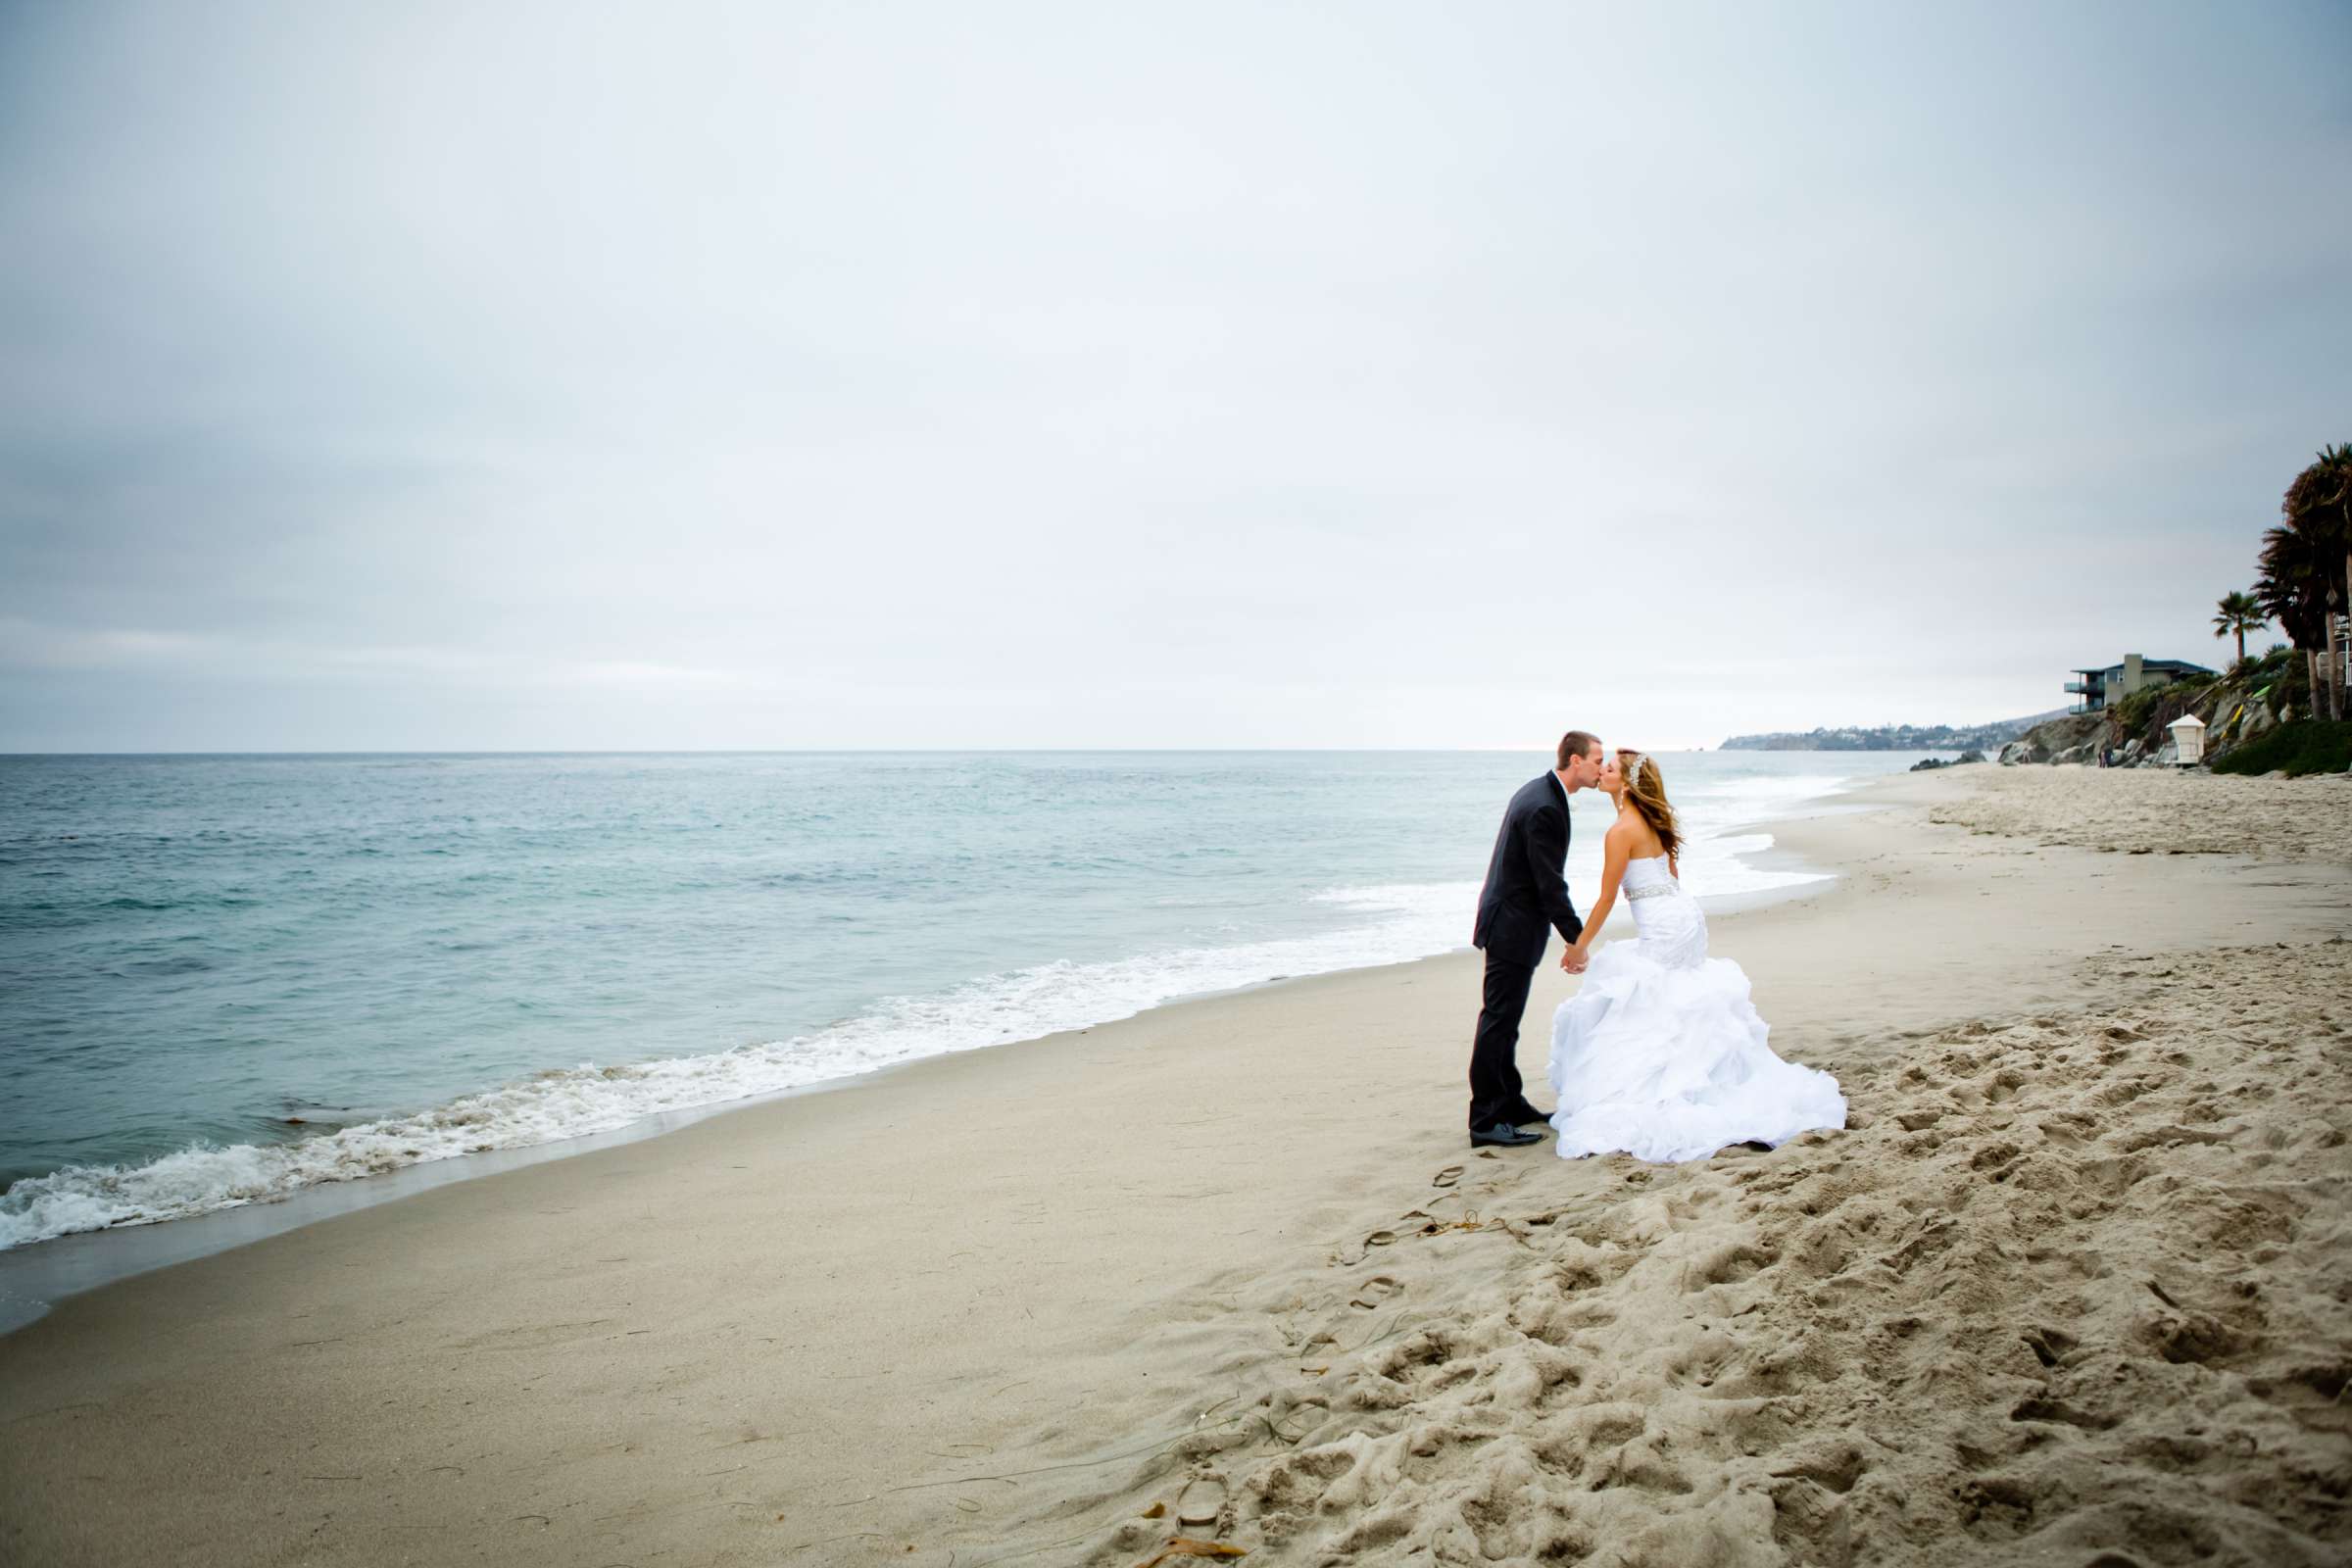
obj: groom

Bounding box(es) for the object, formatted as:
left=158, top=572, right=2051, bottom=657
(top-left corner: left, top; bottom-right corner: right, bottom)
left=1466, top=729, right=1604, bottom=1148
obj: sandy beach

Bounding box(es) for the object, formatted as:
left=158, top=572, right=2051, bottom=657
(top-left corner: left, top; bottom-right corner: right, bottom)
left=3, top=765, right=2349, bottom=1567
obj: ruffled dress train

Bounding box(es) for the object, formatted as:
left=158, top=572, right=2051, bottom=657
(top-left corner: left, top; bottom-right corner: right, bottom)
left=1547, top=856, right=1843, bottom=1162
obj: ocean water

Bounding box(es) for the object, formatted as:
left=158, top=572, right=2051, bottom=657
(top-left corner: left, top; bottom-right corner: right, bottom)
left=0, top=750, right=1933, bottom=1249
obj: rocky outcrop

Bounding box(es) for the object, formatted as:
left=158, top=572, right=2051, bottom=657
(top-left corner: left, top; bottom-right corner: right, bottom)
left=1997, top=653, right=2303, bottom=769
left=1909, top=750, right=1987, bottom=772
left=1997, top=712, right=2104, bottom=765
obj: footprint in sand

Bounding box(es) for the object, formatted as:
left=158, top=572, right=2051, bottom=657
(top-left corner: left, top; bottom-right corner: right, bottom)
left=2020, top=1326, right=2078, bottom=1368
left=1766, top=1440, right=1867, bottom=1494
left=1350, top=1275, right=1402, bottom=1310
left=1173, top=1473, right=1229, bottom=1529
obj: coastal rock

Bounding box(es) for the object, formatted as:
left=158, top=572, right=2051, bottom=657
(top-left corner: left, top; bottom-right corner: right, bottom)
left=1999, top=712, right=2105, bottom=766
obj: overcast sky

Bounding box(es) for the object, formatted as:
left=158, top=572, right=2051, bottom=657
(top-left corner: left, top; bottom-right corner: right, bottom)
left=2, top=1, right=2346, bottom=752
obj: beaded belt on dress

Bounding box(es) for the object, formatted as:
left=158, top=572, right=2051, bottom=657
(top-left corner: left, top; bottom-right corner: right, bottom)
left=1625, top=884, right=1674, bottom=902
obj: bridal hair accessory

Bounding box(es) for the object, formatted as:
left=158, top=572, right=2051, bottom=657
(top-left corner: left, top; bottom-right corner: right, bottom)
left=1623, top=751, right=1649, bottom=788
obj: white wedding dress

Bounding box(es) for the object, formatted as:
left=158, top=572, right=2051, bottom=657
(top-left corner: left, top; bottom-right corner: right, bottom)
left=1547, top=855, right=1844, bottom=1162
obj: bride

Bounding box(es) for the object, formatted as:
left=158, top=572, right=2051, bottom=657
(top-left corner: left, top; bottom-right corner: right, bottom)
left=1546, top=750, right=1845, bottom=1162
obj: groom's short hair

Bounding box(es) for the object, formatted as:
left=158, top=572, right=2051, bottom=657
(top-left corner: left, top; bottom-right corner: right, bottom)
left=1557, top=730, right=1601, bottom=769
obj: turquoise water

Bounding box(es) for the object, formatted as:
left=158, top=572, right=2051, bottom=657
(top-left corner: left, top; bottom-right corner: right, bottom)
left=0, top=750, right=1934, bottom=1246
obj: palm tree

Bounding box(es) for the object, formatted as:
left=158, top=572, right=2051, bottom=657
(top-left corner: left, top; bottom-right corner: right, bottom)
left=2280, top=443, right=2351, bottom=721
left=2212, top=590, right=2265, bottom=668
left=2259, top=522, right=2331, bottom=719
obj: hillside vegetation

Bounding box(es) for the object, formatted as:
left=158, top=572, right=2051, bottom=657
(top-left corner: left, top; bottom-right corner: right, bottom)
left=2001, top=647, right=2342, bottom=771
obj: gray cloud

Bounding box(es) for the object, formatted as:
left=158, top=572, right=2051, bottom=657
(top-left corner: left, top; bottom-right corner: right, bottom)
left=3, top=0, right=2348, bottom=751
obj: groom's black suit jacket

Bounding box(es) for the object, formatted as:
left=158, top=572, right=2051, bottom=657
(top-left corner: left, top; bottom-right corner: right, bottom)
left=1473, top=772, right=1585, bottom=968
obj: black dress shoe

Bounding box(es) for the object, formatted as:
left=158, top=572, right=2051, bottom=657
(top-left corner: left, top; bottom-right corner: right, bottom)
left=1470, top=1121, right=1544, bottom=1149
left=1510, top=1105, right=1555, bottom=1125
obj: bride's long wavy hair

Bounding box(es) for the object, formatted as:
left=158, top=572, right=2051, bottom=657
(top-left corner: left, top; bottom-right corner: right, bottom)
left=1616, top=749, right=1684, bottom=860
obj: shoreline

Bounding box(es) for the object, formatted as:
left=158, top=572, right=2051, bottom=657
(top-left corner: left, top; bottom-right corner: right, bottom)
left=0, top=789, right=1849, bottom=1329
left=10, top=766, right=2345, bottom=1565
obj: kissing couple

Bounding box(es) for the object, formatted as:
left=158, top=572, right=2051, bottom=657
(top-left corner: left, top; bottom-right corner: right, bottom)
left=1465, top=730, right=1845, bottom=1160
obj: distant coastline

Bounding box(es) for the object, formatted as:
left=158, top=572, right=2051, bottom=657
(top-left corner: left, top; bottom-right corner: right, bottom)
left=1719, top=710, right=2066, bottom=752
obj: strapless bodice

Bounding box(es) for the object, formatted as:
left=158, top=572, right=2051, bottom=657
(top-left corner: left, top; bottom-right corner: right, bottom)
left=1622, top=856, right=1679, bottom=901
left=1620, top=856, right=1704, bottom=967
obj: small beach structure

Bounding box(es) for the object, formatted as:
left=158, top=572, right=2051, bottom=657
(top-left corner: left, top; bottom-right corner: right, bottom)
left=2065, top=653, right=2216, bottom=713
left=2168, top=713, right=2207, bottom=765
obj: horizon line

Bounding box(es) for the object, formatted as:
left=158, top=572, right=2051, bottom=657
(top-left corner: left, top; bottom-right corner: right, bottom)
left=0, top=741, right=2002, bottom=760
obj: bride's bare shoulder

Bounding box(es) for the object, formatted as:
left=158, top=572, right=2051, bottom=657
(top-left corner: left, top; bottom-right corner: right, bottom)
left=1603, top=812, right=1651, bottom=849
left=1608, top=809, right=1664, bottom=857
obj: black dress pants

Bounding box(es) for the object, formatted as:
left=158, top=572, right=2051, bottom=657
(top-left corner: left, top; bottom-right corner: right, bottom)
left=1468, top=949, right=1540, bottom=1130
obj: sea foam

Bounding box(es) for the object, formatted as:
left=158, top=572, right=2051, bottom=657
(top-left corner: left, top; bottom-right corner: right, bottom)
left=0, top=879, right=1484, bottom=1249
left=0, top=760, right=1852, bottom=1251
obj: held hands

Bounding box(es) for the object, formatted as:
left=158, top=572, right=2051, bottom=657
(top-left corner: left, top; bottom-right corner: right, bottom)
left=1560, top=945, right=1589, bottom=974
